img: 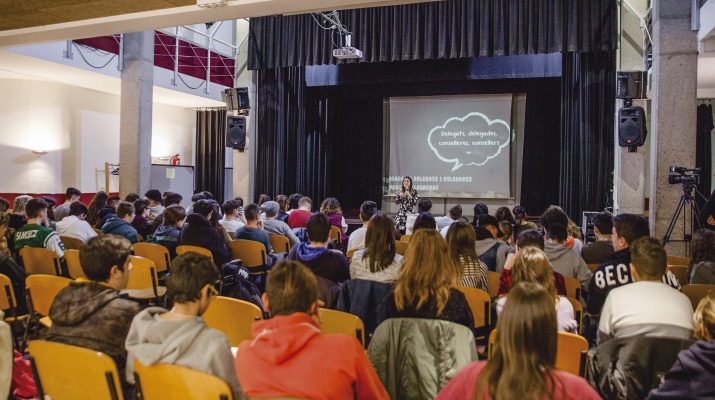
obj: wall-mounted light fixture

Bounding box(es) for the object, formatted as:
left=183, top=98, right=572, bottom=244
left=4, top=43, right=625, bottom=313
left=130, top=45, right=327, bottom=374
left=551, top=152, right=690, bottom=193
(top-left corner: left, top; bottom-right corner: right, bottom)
left=31, top=150, right=48, bottom=155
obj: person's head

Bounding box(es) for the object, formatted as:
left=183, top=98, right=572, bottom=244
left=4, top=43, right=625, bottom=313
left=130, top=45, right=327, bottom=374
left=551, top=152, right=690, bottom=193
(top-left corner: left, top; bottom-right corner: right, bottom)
left=233, top=196, right=244, bottom=207
left=124, top=193, right=140, bottom=203
left=261, top=201, right=280, bottom=218
left=116, top=201, right=135, bottom=222
left=191, top=193, right=206, bottom=203
left=13, top=195, right=33, bottom=213
left=417, top=198, right=432, bottom=213
left=65, top=187, right=81, bottom=202
left=257, top=194, right=271, bottom=206
left=499, top=221, right=513, bottom=243
left=395, top=228, right=459, bottom=316
left=690, top=229, right=715, bottom=267
left=592, top=212, right=613, bottom=237
left=516, top=229, right=545, bottom=250
left=87, top=192, right=108, bottom=224
left=0, top=212, right=9, bottom=229
left=693, top=292, right=715, bottom=341
left=201, top=191, right=214, bottom=200
left=144, top=189, right=162, bottom=206
left=512, top=205, right=528, bottom=224
left=511, top=247, right=556, bottom=299
left=107, top=196, right=121, bottom=210
left=42, top=197, right=57, bottom=220
left=540, top=206, right=569, bottom=231
left=474, top=226, right=494, bottom=240
left=243, top=203, right=261, bottom=223
left=364, top=212, right=396, bottom=273
left=629, top=236, right=667, bottom=281
left=193, top=199, right=214, bottom=218
left=401, top=176, right=413, bottom=193
left=412, top=212, right=436, bottom=233
left=222, top=200, right=240, bottom=216
left=476, top=282, right=557, bottom=400
left=80, top=235, right=132, bottom=289
left=448, top=204, right=462, bottom=220
left=163, top=204, right=187, bottom=228
left=612, top=213, right=650, bottom=251
left=446, top=221, right=479, bottom=274
left=167, top=252, right=220, bottom=314
left=545, top=223, right=568, bottom=244
left=319, top=197, right=342, bottom=215
left=163, top=192, right=183, bottom=207
left=25, top=198, right=48, bottom=220
left=495, top=206, right=516, bottom=225
left=69, top=202, right=89, bottom=218
left=306, top=212, right=331, bottom=244
left=263, top=260, right=319, bottom=316
left=288, top=193, right=302, bottom=210
left=477, top=214, right=502, bottom=239
left=275, top=195, right=289, bottom=212
left=298, top=196, right=313, bottom=211
left=472, top=203, right=489, bottom=225
left=0, top=198, right=9, bottom=213
left=359, top=200, right=378, bottom=223
left=133, top=199, right=149, bottom=218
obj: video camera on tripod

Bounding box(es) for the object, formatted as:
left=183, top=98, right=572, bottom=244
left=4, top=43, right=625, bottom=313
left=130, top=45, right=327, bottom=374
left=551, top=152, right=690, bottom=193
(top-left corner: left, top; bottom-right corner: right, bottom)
left=663, top=166, right=706, bottom=250
left=668, top=166, right=701, bottom=185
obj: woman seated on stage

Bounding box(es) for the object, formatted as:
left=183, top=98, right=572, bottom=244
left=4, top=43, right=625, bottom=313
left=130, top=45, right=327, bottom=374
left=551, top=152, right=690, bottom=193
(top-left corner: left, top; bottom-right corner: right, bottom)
left=350, top=212, right=403, bottom=284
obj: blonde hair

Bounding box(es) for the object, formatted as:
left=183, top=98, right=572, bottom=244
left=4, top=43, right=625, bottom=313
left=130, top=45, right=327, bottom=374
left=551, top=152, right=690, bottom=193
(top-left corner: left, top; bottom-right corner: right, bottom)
left=394, top=229, right=459, bottom=315
left=511, top=247, right=557, bottom=299
left=693, top=291, right=715, bottom=341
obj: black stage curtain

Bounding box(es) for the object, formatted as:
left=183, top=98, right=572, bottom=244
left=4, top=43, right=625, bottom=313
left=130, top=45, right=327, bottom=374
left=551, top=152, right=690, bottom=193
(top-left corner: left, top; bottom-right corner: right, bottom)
left=697, top=103, right=714, bottom=205
left=249, top=0, right=616, bottom=70
left=195, top=109, right=226, bottom=202
left=558, top=51, right=616, bottom=222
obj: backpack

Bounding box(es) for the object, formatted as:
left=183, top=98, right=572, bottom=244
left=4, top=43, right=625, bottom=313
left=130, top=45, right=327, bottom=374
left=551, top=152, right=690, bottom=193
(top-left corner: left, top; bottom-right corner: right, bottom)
left=0, top=251, right=28, bottom=315
left=221, top=260, right=269, bottom=319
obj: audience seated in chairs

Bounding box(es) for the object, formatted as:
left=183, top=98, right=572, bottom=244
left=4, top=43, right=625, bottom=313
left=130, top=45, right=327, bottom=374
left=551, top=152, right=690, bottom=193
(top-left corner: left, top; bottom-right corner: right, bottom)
left=14, top=198, right=66, bottom=260
left=218, top=199, right=245, bottom=234
left=180, top=199, right=231, bottom=267
left=543, top=222, right=592, bottom=293
left=446, top=221, right=488, bottom=292
left=581, top=212, right=615, bottom=265
left=437, top=282, right=600, bottom=399
left=260, top=201, right=300, bottom=248
left=474, top=214, right=510, bottom=272
left=688, top=229, right=715, bottom=284
left=125, top=252, right=245, bottom=400
left=287, top=196, right=313, bottom=229
left=52, top=187, right=81, bottom=223
left=499, top=229, right=567, bottom=297
left=234, top=203, right=277, bottom=258
left=101, top=201, right=139, bottom=244
left=347, top=200, right=377, bottom=253
left=234, top=260, right=388, bottom=400
left=130, top=199, right=152, bottom=239
left=45, top=235, right=141, bottom=393
left=55, top=201, right=98, bottom=243
left=152, top=204, right=185, bottom=260
left=320, top=197, right=348, bottom=245
left=350, top=212, right=402, bottom=284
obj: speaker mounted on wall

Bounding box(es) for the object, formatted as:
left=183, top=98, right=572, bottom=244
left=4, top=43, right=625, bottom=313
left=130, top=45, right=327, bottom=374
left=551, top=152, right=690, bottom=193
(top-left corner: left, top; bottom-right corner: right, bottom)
left=226, top=116, right=246, bottom=152
left=223, top=87, right=250, bottom=111
left=618, top=106, right=647, bottom=148
left=616, top=71, right=646, bottom=100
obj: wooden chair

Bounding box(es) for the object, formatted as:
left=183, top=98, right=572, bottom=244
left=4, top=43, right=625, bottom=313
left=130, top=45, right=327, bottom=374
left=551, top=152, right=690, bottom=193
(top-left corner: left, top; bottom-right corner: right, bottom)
left=1, top=273, right=28, bottom=350
left=455, top=286, right=491, bottom=340
left=400, top=234, right=411, bottom=243
left=64, top=249, right=87, bottom=279
left=29, top=340, right=125, bottom=400
left=563, top=276, right=582, bottom=301
left=587, top=263, right=600, bottom=274
left=329, top=225, right=342, bottom=245
left=681, top=284, right=715, bottom=310
left=24, top=275, right=72, bottom=346
left=486, top=271, right=500, bottom=298
left=203, top=296, right=263, bottom=347
left=132, top=242, right=172, bottom=276
left=134, top=360, right=233, bottom=400
left=346, top=249, right=356, bottom=263
left=94, top=228, right=103, bottom=236
left=176, top=245, right=214, bottom=261
left=566, top=296, right=584, bottom=335
left=488, top=330, right=588, bottom=377
left=229, top=240, right=269, bottom=277
left=668, top=265, right=689, bottom=286
left=228, top=230, right=235, bottom=239
left=315, top=308, right=365, bottom=347
left=394, top=240, right=408, bottom=255
left=269, top=234, right=291, bottom=253
left=59, top=235, right=84, bottom=250
left=124, top=256, right=166, bottom=304
left=19, top=247, right=61, bottom=276
left=667, top=255, right=690, bottom=267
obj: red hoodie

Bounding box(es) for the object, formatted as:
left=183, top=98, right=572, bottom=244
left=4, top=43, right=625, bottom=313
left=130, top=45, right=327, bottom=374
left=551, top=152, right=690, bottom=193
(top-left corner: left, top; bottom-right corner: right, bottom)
left=235, top=313, right=388, bottom=400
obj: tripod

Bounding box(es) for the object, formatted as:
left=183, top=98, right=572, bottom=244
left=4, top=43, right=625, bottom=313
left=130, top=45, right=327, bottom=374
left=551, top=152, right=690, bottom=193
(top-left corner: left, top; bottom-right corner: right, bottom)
left=662, top=183, right=707, bottom=255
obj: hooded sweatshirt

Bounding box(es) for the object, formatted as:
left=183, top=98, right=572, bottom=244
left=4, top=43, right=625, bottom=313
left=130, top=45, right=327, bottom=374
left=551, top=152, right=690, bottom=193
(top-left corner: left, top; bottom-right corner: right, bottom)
left=543, top=241, right=592, bottom=291
left=647, top=339, right=715, bottom=399
left=474, top=239, right=510, bottom=272
left=286, top=242, right=350, bottom=283
left=101, top=217, right=139, bottom=244
left=180, top=213, right=231, bottom=266
left=235, top=313, right=388, bottom=400
left=124, top=307, right=245, bottom=400
left=153, top=224, right=181, bottom=259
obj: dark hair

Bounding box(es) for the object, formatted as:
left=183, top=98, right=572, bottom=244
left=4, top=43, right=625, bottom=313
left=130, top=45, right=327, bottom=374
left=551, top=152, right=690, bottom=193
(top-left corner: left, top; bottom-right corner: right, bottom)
left=65, top=187, right=81, bottom=199
left=201, top=191, right=214, bottom=200
left=475, top=226, right=494, bottom=240
left=42, top=197, right=57, bottom=221
left=244, top=203, right=261, bottom=221
left=691, top=229, right=715, bottom=271
left=208, top=200, right=222, bottom=230
left=133, top=199, right=149, bottom=215
left=413, top=212, right=436, bottom=233
left=472, top=203, right=489, bottom=225
left=80, top=235, right=132, bottom=281
left=86, top=191, right=108, bottom=227
left=276, top=195, right=289, bottom=212
left=69, top=202, right=89, bottom=217
left=258, top=194, right=271, bottom=206
left=193, top=199, right=213, bottom=217
left=288, top=194, right=302, bottom=210
left=124, top=193, right=140, bottom=202
left=222, top=200, right=240, bottom=215
left=401, top=176, right=413, bottom=193
left=167, top=252, right=220, bottom=304
left=516, top=229, right=545, bottom=250
left=418, top=199, right=432, bottom=213
left=306, top=212, right=331, bottom=243
left=495, top=206, right=516, bottom=225
left=163, top=204, right=186, bottom=227
left=447, top=221, right=480, bottom=281
left=0, top=198, right=9, bottom=213
left=191, top=193, right=206, bottom=203
left=545, top=223, right=568, bottom=242
left=144, top=189, right=162, bottom=203
left=116, top=201, right=135, bottom=219
left=364, top=212, right=397, bottom=273
left=107, top=196, right=121, bottom=208
left=163, top=192, right=183, bottom=207
left=265, top=260, right=318, bottom=316
left=25, top=198, right=48, bottom=219
left=233, top=196, right=244, bottom=207
left=360, top=201, right=378, bottom=222
left=540, top=206, right=569, bottom=230
left=630, top=236, right=667, bottom=279
left=612, top=213, right=650, bottom=245
left=449, top=205, right=463, bottom=219
left=592, top=212, right=614, bottom=236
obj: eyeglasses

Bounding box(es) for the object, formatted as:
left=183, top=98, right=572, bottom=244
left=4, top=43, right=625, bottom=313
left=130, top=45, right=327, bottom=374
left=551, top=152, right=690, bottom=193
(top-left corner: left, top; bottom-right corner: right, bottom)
left=207, top=284, right=219, bottom=298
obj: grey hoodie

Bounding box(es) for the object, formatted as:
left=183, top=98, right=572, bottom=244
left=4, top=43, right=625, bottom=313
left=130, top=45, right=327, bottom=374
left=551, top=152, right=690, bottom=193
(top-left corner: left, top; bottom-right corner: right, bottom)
left=543, top=241, right=592, bottom=291
left=124, top=307, right=245, bottom=400
left=474, top=239, right=511, bottom=272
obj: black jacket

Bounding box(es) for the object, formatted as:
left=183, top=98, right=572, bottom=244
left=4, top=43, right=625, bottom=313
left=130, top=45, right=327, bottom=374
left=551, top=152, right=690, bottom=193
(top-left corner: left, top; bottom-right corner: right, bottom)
left=587, top=248, right=632, bottom=316
left=180, top=213, right=232, bottom=266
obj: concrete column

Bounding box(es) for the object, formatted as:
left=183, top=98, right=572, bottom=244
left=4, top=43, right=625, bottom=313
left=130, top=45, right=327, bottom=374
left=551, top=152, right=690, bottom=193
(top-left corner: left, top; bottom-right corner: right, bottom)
left=232, top=19, right=252, bottom=199
left=649, top=0, right=698, bottom=255
left=119, top=31, right=154, bottom=197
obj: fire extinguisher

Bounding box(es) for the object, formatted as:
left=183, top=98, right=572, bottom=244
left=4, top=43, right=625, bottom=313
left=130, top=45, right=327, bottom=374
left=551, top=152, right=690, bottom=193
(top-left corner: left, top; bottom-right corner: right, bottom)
left=170, top=154, right=180, bottom=165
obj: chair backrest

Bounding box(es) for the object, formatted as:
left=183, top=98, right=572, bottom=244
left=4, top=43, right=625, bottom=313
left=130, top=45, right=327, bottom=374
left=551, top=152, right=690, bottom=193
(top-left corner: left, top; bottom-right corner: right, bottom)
left=681, top=284, right=715, bottom=310
left=19, top=247, right=61, bottom=276
left=400, top=234, right=411, bottom=243
left=132, top=242, right=171, bottom=274
left=228, top=240, right=267, bottom=269
left=126, top=256, right=160, bottom=298
left=667, top=265, right=689, bottom=286
left=134, top=360, right=232, bottom=400
left=667, top=255, right=690, bottom=267
left=29, top=340, right=125, bottom=400
left=394, top=240, right=408, bottom=255
left=0, top=273, right=19, bottom=314
left=346, top=249, right=356, bottom=263
left=565, top=296, right=584, bottom=335
left=59, top=235, right=84, bottom=250
left=203, top=296, right=263, bottom=347
left=228, top=231, right=234, bottom=239
left=64, top=249, right=87, bottom=279
left=486, top=271, right=500, bottom=298
left=268, top=234, right=291, bottom=253
left=587, top=263, right=600, bottom=274
left=316, top=308, right=366, bottom=347
left=26, top=275, right=72, bottom=317
left=94, top=228, right=103, bottom=236
left=176, top=245, right=214, bottom=261
left=329, top=225, right=342, bottom=244
left=563, top=276, right=581, bottom=301
left=455, top=286, right=491, bottom=334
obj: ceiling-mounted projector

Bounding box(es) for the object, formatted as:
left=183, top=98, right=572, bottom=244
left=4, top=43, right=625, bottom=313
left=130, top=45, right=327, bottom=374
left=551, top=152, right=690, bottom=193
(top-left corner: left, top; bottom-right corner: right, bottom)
left=333, top=47, right=363, bottom=59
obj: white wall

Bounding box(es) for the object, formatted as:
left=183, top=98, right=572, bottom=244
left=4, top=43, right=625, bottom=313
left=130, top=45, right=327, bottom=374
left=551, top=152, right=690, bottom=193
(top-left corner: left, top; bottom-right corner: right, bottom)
left=0, top=78, right=195, bottom=194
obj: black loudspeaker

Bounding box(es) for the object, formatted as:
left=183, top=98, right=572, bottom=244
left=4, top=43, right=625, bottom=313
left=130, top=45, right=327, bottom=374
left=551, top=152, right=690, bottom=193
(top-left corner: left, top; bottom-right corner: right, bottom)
left=222, top=88, right=250, bottom=110
left=618, top=106, right=647, bottom=147
left=616, top=71, right=646, bottom=99
left=226, top=116, right=246, bottom=151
